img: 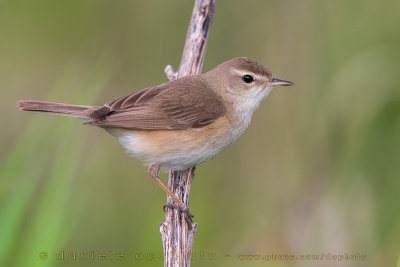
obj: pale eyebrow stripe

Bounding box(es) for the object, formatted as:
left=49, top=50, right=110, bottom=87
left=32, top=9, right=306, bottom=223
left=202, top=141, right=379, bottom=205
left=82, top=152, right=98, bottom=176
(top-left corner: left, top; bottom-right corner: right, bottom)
left=231, top=69, right=254, bottom=77
left=231, top=69, right=268, bottom=82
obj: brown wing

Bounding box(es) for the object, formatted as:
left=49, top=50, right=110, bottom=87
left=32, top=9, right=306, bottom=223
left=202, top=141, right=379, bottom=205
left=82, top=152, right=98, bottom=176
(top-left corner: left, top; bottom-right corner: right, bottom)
left=87, top=75, right=226, bottom=130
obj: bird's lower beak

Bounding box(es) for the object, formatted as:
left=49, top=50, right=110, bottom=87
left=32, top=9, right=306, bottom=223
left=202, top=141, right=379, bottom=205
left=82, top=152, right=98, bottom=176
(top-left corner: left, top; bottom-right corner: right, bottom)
left=263, top=77, right=294, bottom=87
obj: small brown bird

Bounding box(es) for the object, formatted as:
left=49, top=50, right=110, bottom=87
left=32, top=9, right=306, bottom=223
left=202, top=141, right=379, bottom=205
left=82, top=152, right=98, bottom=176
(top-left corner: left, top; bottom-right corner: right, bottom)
left=18, top=57, right=293, bottom=222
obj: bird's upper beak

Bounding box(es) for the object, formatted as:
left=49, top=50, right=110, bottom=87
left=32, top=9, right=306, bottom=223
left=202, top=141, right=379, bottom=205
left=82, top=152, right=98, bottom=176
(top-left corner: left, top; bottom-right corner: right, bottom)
left=261, top=77, right=294, bottom=87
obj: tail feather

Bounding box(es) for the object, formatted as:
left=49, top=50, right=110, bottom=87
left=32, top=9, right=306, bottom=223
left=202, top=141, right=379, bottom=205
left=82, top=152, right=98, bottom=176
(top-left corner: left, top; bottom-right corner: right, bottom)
left=17, top=100, right=101, bottom=119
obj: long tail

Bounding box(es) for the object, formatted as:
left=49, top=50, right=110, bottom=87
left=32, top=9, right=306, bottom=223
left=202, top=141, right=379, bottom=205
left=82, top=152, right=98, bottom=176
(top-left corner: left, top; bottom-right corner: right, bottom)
left=17, top=100, right=101, bottom=119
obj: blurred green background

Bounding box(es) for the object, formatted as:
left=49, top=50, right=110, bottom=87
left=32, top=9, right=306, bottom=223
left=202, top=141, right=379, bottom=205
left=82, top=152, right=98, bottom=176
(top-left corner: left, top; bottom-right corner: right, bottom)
left=1, top=0, right=399, bottom=266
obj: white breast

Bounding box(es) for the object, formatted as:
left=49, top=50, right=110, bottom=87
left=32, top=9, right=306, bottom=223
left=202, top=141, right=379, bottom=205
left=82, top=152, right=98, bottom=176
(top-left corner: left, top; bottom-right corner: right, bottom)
left=234, top=86, right=273, bottom=130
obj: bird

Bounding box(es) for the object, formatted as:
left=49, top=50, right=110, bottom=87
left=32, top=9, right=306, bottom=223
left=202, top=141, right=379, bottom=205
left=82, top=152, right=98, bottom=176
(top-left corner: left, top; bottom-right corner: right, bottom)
left=17, top=57, right=293, bottom=223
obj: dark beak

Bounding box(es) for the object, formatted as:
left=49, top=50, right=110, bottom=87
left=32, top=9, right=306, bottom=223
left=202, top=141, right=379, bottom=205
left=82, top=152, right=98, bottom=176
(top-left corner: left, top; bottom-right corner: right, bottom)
left=269, top=77, right=294, bottom=87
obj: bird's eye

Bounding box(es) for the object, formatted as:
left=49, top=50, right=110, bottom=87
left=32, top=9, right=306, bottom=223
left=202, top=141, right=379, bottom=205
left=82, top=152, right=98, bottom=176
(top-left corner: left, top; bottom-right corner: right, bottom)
left=242, top=74, right=254, bottom=83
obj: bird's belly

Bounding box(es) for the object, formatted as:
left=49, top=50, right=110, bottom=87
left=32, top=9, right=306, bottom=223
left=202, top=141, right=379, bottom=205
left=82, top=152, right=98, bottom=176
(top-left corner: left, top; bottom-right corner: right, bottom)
left=106, top=117, right=244, bottom=171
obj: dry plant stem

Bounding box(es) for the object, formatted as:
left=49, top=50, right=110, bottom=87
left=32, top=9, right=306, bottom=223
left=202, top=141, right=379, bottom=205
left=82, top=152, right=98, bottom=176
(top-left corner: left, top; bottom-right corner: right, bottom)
left=158, top=0, right=217, bottom=266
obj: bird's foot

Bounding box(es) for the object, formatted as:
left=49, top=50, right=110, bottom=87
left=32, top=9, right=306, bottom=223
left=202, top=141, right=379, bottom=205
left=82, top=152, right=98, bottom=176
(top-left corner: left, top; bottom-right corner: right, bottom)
left=163, top=202, right=194, bottom=228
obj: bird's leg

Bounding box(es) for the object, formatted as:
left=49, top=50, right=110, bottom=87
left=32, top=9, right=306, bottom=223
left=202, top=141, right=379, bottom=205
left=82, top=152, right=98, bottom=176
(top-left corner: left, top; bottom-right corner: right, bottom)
left=148, top=165, right=194, bottom=226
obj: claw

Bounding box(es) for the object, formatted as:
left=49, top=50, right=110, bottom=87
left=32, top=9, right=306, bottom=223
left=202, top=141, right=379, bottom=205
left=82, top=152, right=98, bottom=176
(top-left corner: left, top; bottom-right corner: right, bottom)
left=149, top=165, right=195, bottom=229
left=163, top=202, right=194, bottom=229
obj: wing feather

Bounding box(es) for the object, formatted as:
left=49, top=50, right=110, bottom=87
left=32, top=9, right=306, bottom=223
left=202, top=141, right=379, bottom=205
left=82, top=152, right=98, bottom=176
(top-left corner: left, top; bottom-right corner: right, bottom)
left=87, top=75, right=226, bottom=130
